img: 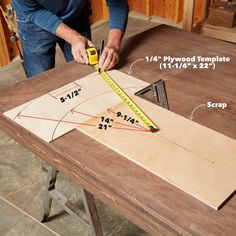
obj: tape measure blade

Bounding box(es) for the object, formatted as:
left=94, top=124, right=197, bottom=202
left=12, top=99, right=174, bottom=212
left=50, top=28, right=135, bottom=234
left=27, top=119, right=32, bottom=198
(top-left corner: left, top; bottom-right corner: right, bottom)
left=93, top=65, right=159, bottom=132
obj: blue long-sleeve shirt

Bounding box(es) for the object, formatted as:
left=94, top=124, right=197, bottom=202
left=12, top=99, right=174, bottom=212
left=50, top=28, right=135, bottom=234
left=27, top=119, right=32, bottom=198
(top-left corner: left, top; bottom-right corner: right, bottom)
left=12, top=0, right=129, bottom=33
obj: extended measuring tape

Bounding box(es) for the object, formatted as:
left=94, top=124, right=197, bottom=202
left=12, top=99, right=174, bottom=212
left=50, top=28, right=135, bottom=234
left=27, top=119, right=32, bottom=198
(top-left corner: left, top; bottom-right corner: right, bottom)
left=86, top=47, right=159, bottom=132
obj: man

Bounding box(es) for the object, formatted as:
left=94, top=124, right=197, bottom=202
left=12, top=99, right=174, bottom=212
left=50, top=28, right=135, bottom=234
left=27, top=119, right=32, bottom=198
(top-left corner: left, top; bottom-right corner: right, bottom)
left=12, top=0, right=129, bottom=78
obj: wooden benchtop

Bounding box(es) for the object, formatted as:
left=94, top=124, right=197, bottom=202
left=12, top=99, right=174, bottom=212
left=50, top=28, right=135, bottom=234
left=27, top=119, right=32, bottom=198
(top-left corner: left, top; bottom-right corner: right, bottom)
left=0, top=25, right=235, bottom=235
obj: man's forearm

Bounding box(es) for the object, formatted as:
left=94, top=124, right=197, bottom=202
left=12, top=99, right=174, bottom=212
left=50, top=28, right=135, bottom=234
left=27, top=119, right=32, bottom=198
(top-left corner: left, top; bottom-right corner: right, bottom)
left=55, top=22, right=81, bottom=44
left=55, top=22, right=93, bottom=64
left=107, top=29, right=124, bottom=51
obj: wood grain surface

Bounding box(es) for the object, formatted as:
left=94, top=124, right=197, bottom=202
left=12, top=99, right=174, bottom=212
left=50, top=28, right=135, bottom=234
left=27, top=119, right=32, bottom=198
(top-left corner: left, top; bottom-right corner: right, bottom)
left=0, top=26, right=235, bottom=235
left=76, top=95, right=236, bottom=210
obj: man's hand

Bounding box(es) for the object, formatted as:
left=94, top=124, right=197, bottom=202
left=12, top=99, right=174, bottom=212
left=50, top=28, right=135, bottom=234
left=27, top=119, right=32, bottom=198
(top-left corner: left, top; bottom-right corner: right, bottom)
left=70, top=34, right=94, bottom=64
left=55, top=22, right=94, bottom=64
left=99, top=46, right=119, bottom=71
left=99, top=29, right=124, bottom=71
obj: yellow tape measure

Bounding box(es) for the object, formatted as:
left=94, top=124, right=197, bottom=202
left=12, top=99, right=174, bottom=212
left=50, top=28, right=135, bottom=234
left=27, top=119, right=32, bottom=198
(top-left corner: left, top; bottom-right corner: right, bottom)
left=86, top=47, right=159, bottom=132
left=94, top=64, right=159, bottom=132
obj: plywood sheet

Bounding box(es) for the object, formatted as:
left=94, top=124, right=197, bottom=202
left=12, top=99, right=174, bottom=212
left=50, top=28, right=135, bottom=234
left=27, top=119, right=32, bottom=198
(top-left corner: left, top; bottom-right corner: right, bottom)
left=3, top=70, right=148, bottom=142
left=4, top=68, right=236, bottom=210
left=76, top=96, right=236, bottom=210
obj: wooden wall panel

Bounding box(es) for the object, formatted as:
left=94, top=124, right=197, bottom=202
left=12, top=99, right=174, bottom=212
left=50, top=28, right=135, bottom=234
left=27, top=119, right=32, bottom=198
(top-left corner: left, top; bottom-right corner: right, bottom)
left=130, top=0, right=146, bottom=14
left=175, top=0, right=185, bottom=22
left=128, top=0, right=133, bottom=9
left=183, top=0, right=195, bottom=31
left=153, top=0, right=167, bottom=18
left=146, top=0, right=153, bottom=16
left=194, top=0, right=204, bottom=23
left=165, top=0, right=177, bottom=19
left=0, top=15, right=10, bottom=66
left=151, top=0, right=185, bottom=22
left=102, top=0, right=109, bottom=20
left=129, top=0, right=204, bottom=24
left=0, top=0, right=20, bottom=65
left=90, top=0, right=104, bottom=23
left=90, top=0, right=109, bottom=24
left=1, top=13, right=19, bottom=60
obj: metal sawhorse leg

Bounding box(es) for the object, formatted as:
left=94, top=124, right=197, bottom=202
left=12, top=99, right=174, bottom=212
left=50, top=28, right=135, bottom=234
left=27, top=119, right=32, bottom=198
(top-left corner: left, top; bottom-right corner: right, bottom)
left=40, top=166, right=103, bottom=236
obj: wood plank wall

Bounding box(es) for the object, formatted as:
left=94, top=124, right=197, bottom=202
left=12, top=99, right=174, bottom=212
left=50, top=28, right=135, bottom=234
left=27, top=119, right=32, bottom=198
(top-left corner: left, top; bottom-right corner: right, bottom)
left=128, top=0, right=205, bottom=24
left=90, top=0, right=109, bottom=24
left=0, top=0, right=19, bottom=67
left=0, top=15, right=10, bottom=66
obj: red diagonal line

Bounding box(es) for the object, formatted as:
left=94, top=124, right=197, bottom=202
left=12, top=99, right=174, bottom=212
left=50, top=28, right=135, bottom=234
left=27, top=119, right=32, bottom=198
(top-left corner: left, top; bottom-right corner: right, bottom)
left=112, top=126, right=152, bottom=132
left=71, top=110, right=99, bottom=119
left=73, top=81, right=81, bottom=87
left=18, top=114, right=96, bottom=126
left=78, top=123, right=97, bottom=127
left=48, top=93, right=57, bottom=100
left=13, top=112, right=21, bottom=120
left=107, top=108, right=116, bottom=115
left=53, top=85, right=80, bottom=97
left=134, top=123, right=150, bottom=131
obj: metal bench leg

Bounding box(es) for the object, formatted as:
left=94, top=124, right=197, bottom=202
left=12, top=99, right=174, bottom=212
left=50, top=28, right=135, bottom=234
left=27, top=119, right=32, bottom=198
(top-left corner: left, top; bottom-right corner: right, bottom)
left=41, top=166, right=58, bottom=222
left=81, top=189, right=103, bottom=236
left=40, top=166, right=103, bottom=236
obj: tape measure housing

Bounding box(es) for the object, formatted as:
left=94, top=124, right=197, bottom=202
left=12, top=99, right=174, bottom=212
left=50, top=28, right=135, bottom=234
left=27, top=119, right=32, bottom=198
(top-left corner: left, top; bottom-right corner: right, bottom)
left=86, top=47, right=99, bottom=65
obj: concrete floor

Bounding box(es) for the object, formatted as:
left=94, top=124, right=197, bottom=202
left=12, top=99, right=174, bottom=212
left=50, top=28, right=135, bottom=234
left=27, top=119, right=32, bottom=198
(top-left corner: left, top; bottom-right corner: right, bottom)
left=0, top=17, right=158, bottom=236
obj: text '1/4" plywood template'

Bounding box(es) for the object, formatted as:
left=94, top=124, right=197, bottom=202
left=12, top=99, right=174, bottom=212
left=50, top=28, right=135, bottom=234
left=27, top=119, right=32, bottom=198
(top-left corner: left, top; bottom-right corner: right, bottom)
left=4, top=70, right=236, bottom=210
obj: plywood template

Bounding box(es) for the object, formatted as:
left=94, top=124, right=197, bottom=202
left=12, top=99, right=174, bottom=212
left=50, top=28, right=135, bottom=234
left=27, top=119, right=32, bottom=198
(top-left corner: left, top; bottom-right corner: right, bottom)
left=4, top=70, right=148, bottom=142
left=4, top=70, right=236, bottom=210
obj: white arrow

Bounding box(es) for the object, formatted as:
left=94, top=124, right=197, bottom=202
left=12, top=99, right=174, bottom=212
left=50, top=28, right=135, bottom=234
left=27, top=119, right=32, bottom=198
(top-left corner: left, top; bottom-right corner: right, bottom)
left=127, top=58, right=144, bottom=75
left=188, top=104, right=206, bottom=120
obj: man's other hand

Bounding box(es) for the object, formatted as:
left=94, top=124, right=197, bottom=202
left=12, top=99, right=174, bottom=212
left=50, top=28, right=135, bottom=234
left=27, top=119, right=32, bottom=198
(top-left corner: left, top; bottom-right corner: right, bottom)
left=99, top=29, right=123, bottom=71
left=99, top=45, right=120, bottom=71
left=71, top=34, right=94, bottom=64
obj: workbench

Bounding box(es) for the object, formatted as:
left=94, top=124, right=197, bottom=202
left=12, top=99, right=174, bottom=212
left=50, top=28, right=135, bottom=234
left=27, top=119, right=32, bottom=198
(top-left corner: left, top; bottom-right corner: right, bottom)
left=0, top=25, right=235, bottom=235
